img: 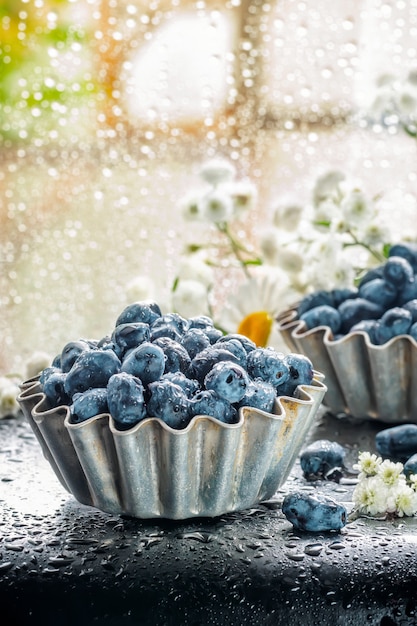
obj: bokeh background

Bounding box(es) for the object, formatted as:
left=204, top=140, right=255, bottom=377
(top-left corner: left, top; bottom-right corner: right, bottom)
left=1, top=0, right=417, bottom=377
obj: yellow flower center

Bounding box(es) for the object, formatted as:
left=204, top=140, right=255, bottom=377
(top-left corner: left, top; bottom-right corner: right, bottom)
left=237, top=311, right=273, bottom=347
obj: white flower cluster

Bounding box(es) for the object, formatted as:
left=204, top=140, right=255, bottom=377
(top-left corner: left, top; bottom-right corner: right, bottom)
left=0, top=375, right=21, bottom=419
left=365, top=71, right=417, bottom=137
left=259, top=170, right=389, bottom=294
left=352, top=451, right=417, bottom=518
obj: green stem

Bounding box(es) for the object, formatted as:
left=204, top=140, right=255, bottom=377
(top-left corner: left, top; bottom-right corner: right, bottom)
left=344, top=231, right=386, bottom=263
left=216, top=222, right=254, bottom=279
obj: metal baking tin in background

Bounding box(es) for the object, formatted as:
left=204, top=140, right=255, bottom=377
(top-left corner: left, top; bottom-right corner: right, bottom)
left=18, top=374, right=326, bottom=520
left=277, top=306, right=417, bottom=423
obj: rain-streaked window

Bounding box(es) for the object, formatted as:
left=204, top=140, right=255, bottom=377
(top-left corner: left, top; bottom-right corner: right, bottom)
left=1, top=0, right=417, bottom=378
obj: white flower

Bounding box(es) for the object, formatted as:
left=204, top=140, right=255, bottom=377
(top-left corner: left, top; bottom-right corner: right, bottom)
left=392, top=483, right=417, bottom=517
left=218, top=266, right=293, bottom=350
left=258, top=230, right=282, bottom=264
left=353, top=451, right=382, bottom=478
left=180, top=191, right=204, bottom=222
left=177, top=256, right=214, bottom=288
left=224, top=181, right=258, bottom=217
left=0, top=379, right=21, bottom=419
left=25, top=351, right=52, bottom=379
left=357, top=220, right=390, bottom=247
left=352, top=475, right=389, bottom=516
left=378, top=459, right=405, bottom=487
left=171, top=279, right=210, bottom=318
left=199, top=158, right=236, bottom=186
left=199, top=189, right=234, bottom=223
left=273, top=203, right=304, bottom=232
left=314, top=199, right=340, bottom=226
left=125, top=276, right=156, bottom=303
left=340, top=189, right=373, bottom=226
left=408, top=474, right=417, bottom=491
left=312, top=170, right=345, bottom=207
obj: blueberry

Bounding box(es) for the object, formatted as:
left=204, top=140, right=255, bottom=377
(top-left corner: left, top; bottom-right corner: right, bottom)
left=278, top=353, right=314, bottom=397
left=237, top=379, right=276, bottom=413
left=383, top=256, right=414, bottom=288
left=64, top=349, right=121, bottom=397
left=190, top=347, right=240, bottom=384
left=204, top=361, right=250, bottom=403
left=60, top=340, right=91, bottom=373
left=188, top=316, right=223, bottom=343
left=152, top=337, right=192, bottom=375
left=70, top=388, right=109, bottom=424
left=376, top=424, right=417, bottom=460
left=299, top=304, right=341, bottom=335
left=330, top=287, right=358, bottom=307
left=213, top=338, right=247, bottom=368
left=389, top=242, right=417, bottom=272
left=357, top=265, right=385, bottom=287
left=161, top=372, right=200, bottom=398
left=410, top=322, right=417, bottom=341
left=189, top=389, right=238, bottom=423
left=51, top=354, right=62, bottom=368
left=39, top=366, right=61, bottom=386
left=402, top=299, right=417, bottom=323
left=111, top=322, right=150, bottom=357
left=246, top=348, right=289, bottom=390
left=282, top=491, right=347, bottom=532
left=349, top=319, right=380, bottom=343
left=181, top=328, right=211, bottom=359
left=216, top=333, right=257, bottom=353
left=107, top=372, right=147, bottom=428
left=147, top=380, right=191, bottom=428
left=150, top=323, right=182, bottom=342
left=115, top=301, right=162, bottom=326
left=151, top=313, right=189, bottom=337
left=403, top=453, right=417, bottom=478
left=338, top=297, right=384, bottom=334
left=297, top=290, right=335, bottom=317
left=300, top=439, right=346, bottom=477
left=373, top=306, right=412, bottom=344
left=358, top=278, right=398, bottom=308
left=121, top=342, right=166, bottom=385
left=42, top=371, right=70, bottom=407
left=397, top=278, right=417, bottom=306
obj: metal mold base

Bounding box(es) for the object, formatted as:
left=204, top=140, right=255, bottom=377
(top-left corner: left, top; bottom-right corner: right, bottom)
left=18, top=374, right=326, bottom=520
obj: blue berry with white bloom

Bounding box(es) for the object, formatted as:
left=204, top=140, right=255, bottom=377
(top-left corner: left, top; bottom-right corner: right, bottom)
left=116, top=301, right=162, bottom=326
left=300, top=439, right=346, bottom=477
left=278, top=353, right=314, bottom=397
left=204, top=361, right=249, bottom=403
left=161, top=372, right=200, bottom=398
left=70, top=388, right=109, bottom=424
left=237, top=379, right=276, bottom=413
left=246, top=348, right=289, bottom=390
left=60, top=340, right=91, bottom=373
left=376, top=423, right=417, bottom=460
left=181, top=328, right=211, bottom=359
left=111, top=322, right=150, bottom=357
left=282, top=491, right=347, bottom=532
left=64, top=349, right=121, bottom=397
left=189, top=389, right=238, bottom=423
left=300, top=304, right=341, bottom=335
left=42, top=371, right=70, bottom=407
left=147, top=379, right=190, bottom=428
left=374, top=307, right=413, bottom=344
left=190, top=346, right=240, bottom=383
left=358, top=278, right=397, bottom=308
left=152, top=336, right=192, bottom=375
left=107, top=372, right=147, bottom=428
left=121, top=342, right=166, bottom=385
left=383, top=256, right=414, bottom=288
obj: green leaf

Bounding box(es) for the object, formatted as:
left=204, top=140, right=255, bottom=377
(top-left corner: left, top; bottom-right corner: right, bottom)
left=382, top=243, right=391, bottom=258
left=243, top=258, right=263, bottom=266
left=313, top=220, right=331, bottom=228
left=171, top=277, right=179, bottom=292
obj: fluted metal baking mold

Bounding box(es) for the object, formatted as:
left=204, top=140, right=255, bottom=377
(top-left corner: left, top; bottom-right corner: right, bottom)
left=277, top=306, right=417, bottom=423
left=18, top=374, right=326, bottom=519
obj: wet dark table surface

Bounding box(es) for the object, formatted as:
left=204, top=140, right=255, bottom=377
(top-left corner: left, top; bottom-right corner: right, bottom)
left=1, top=411, right=417, bottom=626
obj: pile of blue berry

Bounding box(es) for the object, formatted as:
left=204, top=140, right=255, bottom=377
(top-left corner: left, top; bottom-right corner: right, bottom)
left=297, top=242, right=417, bottom=344
left=39, top=301, right=315, bottom=430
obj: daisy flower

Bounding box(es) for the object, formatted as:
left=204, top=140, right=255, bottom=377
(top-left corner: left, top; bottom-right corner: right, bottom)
left=378, top=459, right=405, bottom=487
left=218, top=266, right=294, bottom=349
left=352, top=475, right=389, bottom=516
left=353, top=451, right=382, bottom=478
left=199, top=158, right=236, bottom=186
left=392, top=483, right=417, bottom=517
left=0, top=377, right=21, bottom=419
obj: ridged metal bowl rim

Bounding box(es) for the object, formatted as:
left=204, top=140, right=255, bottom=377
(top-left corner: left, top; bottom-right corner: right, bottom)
left=277, top=306, right=417, bottom=423
left=18, top=373, right=326, bottom=520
